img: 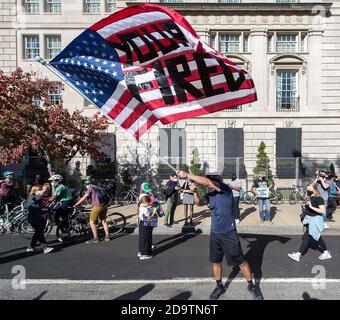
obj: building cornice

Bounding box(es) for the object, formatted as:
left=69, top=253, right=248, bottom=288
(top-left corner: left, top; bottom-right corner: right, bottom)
left=126, top=2, right=333, bottom=16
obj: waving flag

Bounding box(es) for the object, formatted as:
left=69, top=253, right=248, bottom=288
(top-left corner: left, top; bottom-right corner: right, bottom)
left=49, top=4, right=257, bottom=140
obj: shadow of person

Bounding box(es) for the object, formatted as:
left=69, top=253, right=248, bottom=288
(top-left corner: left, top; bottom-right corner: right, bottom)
left=303, top=292, right=319, bottom=300
left=153, top=232, right=200, bottom=257
left=113, top=284, right=155, bottom=300
left=33, top=290, right=48, bottom=300
left=270, top=206, right=279, bottom=221
left=241, top=234, right=291, bottom=285
left=170, top=291, right=192, bottom=300
left=239, top=206, right=257, bottom=222
left=191, top=209, right=211, bottom=224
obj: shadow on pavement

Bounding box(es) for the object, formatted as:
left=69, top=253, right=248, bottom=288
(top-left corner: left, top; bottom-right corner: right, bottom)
left=33, top=290, right=48, bottom=300
left=240, top=207, right=256, bottom=222
left=191, top=209, right=211, bottom=226
left=153, top=231, right=201, bottom=257
left=170, top=291, right=192, bottom=300
left=241, top=234, right=291, bottom=284
left=303, top=292, right=319, bottom=300
left=113, top=284, right=155, bottom=300
left=270, top=206, right=280, bottom=222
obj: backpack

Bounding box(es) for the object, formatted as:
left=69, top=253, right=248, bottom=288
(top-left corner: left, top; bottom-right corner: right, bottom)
left=93, top=187, right=110, bottom=206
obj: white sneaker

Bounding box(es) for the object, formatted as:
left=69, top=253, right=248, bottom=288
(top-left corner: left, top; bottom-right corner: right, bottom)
left=324, top=223, right=330, bottom=229
left=140, top=255, right=152, bottom=260
left=137, top=252, right=142, bottom=257
left=26, top=247, right=34, bottom=253
left=235, top=219, right=240, bottom=224
left=288, top=252, right=301, bottom=262
left=319, top=251, right=332, bottom=260
left=43, top=247, right=54, bottom=254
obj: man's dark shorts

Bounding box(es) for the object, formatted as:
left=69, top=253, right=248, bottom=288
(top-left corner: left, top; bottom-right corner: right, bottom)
left=209, top=229, right=244, bottom=266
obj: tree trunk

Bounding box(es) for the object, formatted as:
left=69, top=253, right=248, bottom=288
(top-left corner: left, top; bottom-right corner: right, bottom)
left=42, top=150, right=54, bottom=177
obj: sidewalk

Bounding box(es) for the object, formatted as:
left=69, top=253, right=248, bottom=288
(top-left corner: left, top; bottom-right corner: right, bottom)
left=108, top=203, right=340, bottom=235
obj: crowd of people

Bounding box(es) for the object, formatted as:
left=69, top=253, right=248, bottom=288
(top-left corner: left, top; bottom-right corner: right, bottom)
left=1, top=167, right=339, bottom=300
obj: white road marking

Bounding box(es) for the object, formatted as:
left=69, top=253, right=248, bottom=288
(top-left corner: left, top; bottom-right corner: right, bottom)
left=11, top=278, right=340, bottom=285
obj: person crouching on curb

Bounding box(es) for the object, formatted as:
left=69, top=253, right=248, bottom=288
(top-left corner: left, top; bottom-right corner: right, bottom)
left=288, top=182, right=332, bottom=262
left=74, top=178, right=111, bottom=243
left=138, top=194, right=158, bottom=260
left=26, top=183, right=54, bottom=254
left=177, top=170, right=264, bottom=300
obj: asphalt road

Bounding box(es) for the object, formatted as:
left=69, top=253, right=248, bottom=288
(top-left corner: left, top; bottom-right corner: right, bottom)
left=0, top=231, right=339, bottom=300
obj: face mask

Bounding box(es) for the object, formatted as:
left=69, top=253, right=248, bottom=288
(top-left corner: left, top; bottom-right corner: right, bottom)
left=173, top=178, right=178, bottom=182
left=306, top=190, right=314, bottom=196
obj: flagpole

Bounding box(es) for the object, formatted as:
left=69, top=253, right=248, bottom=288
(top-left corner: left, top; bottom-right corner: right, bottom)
left=36, top=56, right=179, bottom=174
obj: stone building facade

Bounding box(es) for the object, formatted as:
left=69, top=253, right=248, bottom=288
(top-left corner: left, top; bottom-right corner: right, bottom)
left=1, top=0, right=340, bottom=184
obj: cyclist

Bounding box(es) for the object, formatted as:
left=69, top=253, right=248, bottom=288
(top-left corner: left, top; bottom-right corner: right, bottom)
left=0, top=171, right=20, bottom=213
left=26, top=183, right=54, bottom=254
left=48, top=174, right=73, bottom=242
left=74, top=178, right=111, bottom=243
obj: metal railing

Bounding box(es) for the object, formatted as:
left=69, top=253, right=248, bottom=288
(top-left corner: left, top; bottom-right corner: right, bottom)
left=276, top=96, right=300, bottom=112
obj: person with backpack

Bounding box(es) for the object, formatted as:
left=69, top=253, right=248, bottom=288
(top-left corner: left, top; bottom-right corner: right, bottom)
left=74, top=178, right=111, bottom=243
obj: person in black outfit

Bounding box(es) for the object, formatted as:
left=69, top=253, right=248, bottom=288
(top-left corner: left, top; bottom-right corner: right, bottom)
left=26, top=183, right=54, bottom=254
left=288, top=182, right=332, bottom=262
left=163, top=173, right=180, bottom=227
left=177, top=170, right=263, bottom=300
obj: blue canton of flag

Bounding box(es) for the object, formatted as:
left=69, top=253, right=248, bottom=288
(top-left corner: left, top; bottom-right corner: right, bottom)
left=50, top=29, right=124, bottom=108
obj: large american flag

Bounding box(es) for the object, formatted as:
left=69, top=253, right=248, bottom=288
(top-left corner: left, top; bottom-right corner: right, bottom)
left=50, top=4, right=257, bottom=140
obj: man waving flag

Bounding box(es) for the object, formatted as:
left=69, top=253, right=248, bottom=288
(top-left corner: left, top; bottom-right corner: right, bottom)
left=49, top=4, right=257, bottom=140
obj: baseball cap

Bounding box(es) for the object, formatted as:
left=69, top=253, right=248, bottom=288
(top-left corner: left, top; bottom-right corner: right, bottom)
left=141, top=182, right=152, bottom=193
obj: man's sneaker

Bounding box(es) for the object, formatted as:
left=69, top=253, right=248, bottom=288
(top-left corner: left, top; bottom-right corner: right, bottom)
left=319, top=251, right=332, bottom=260
left=247, top=285, right=264, bottom=300
left=137, top=252, right=142, bottom=257
left=140, top=255, right=153, bottom=260
left=43, top=247, right=54, bottom=254
left=235, top=219, right=240, bottom=224
left=57, top=238, right=63, bottom=243
left=151, top=244, right=156, bottom=250
left=86, top=238, right=99, bottom=244
left=288, top=252, right=301, bottom=262
left=26, top=246, right=34, bottom=253
left=324, top=223, right=330, bottom=229
left=209, top=285, right=226, bottom=300
left=104, top=236, right=111, bottom=242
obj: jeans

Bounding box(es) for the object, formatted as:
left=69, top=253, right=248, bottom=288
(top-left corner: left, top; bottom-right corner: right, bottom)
left=139, top=221, right=153, bottom=256
left=258, top=198, right=271, bottom=222
left=28, top=215, right=47, bottom=248
left=163, top=198, right=177, bottom=225
left=323, top=199, right=328, bottom=222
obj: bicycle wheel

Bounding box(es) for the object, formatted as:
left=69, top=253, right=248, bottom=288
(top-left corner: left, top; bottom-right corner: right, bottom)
left=289, top=191, right=298, bottom=205
left=116, top=191, right=134, bottom=205
left=270, top=191, right=283, bottom=205
left=56, top=218, right=82, bottom=243
left=18, top=218, right=35, bottom=239
left=242, top=191, right=256, bottom=205
left=106, top=213, right=126, bottom=235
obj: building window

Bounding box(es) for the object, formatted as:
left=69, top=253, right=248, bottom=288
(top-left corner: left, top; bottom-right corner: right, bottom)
left=44, top=0, right=61, bottom=13
left=210, top=34, right=216, bottom=49
left=276, top=71, right=299, bottom=111
left=23, top=35, right=40, bottom=60
left=160, top=0, right=183, bottom=3
left=267, top=34, right=273, bottom=53
left=276, top=34, right=297, bottom=53
left=105, top=0, right=116, bottom=13
left=24, top=0, right=39, bottom=14
left=219, top=34, right=240, bottom=53
left=83, top=0, right=100, bottom=14
left=243, top=35, right=249, bottom=53
left=48, top=83, right=62, bottom=105
left=32, top=97, right=41, bottom=106
left=218, top=0, right=241, bottom=3
left=45, top=35, right=61, bottom=59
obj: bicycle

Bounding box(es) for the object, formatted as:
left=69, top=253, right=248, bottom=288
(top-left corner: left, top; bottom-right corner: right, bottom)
left=242, top=189, right=284, bottom=205
left=0, top=201, right=28, bottom=234
left=55, top=207, right=127, bottom=243
left=289, top=184, right=308, bottom=205
left=116, top=188, right=140, bottom=205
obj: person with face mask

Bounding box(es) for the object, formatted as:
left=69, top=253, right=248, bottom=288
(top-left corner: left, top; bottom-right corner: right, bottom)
left=163, top=173, right=181, bottom=227
left=314, top=170, right=330, bottom=228
left=0, top=171, right=19, bottom=213
left=252, top=173, right=273, bottom=224
left=74, top=178, right=110, bottom=243
left=177, top=170, right=263, bottom=301
left=288, top=182, right=332, bottom=262
left=48, top=174, right=74, bottom=242
left=229, top=174, right=242, bottom=224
